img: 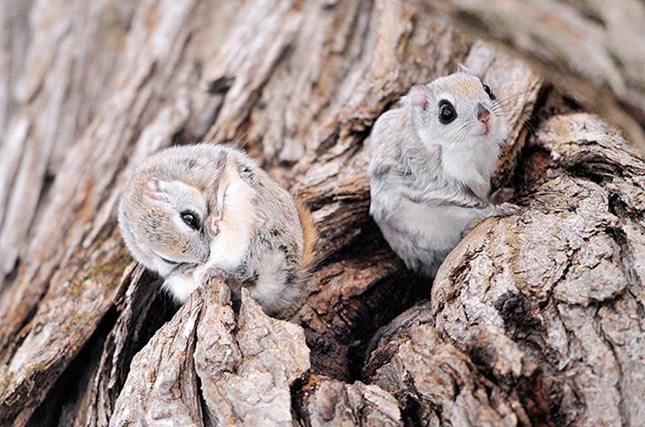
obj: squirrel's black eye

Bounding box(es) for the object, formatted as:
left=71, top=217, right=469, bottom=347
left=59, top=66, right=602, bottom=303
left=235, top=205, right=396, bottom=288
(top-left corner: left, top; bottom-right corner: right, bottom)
left=482, top=84, right=496, bottom=100
left=180, top=211, right=201, bottom=230
left=438, top=100, right=457, bottom=124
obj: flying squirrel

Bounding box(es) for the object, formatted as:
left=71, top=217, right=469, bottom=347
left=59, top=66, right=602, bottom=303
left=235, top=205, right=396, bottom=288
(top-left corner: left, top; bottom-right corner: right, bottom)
left=368, top=67, right=519, bottom=277
left=118, top=144, right=317, bottom=316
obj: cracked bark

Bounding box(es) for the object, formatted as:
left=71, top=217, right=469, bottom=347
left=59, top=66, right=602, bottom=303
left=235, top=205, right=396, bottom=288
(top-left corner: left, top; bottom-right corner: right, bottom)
left=294, top=375, right=403, bottom=427
left=109, top=280, right=312, bottom=427
left=425, top=113, right=645, bottom=426
left=0, top=0, right=643, bottom=426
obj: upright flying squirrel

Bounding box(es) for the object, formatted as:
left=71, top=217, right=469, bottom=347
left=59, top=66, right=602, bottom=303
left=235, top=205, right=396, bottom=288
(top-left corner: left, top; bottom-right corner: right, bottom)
left=118, top=144, right=316, bottom=316
left=368, top=67, right=519, bottom=277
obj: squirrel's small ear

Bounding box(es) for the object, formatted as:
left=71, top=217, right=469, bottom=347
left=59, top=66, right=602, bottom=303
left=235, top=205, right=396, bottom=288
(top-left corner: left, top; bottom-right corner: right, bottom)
left=457, top=63, right=473, bottom=74
left=144, top=179, right=168, bottom=202
left=409, top=85, right=429, bottom=110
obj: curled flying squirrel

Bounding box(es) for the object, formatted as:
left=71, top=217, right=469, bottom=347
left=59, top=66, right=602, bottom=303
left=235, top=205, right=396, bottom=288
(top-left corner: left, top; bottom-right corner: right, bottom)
left=368, top=66, right=519, bottom=277
left=118, top=144, right=316, bottom=316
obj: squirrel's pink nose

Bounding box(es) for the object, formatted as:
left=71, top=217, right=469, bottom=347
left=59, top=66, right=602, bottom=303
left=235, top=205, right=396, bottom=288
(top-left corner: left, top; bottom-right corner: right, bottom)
left=477, top=104, right=491, bottom=125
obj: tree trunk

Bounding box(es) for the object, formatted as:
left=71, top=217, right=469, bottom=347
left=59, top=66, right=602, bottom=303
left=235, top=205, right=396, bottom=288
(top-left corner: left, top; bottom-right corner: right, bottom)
left=0, top=1, right=642, bottom=426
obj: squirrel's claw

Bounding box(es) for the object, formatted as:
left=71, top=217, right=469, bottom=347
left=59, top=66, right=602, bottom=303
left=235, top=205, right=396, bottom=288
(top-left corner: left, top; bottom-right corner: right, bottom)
left=491, top=202, right=521, bottom=217
left=200, top=266, right=236, bottom=284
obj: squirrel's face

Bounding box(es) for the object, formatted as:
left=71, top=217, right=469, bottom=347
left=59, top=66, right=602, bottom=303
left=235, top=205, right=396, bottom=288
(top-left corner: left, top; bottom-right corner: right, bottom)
left=123, top=178, right=210, bottom=276
left=409, top=69, right=508, bottom=149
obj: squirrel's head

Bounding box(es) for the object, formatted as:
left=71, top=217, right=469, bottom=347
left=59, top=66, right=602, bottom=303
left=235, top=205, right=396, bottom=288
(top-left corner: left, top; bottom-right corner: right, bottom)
left=408, top=66, right=508, bottom=150
left=119, top=176, right=210, bottom=277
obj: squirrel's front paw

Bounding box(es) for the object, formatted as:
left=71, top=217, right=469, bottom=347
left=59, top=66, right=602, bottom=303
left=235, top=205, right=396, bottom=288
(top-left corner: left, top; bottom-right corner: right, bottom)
left=491, top=202, right=521, bottom=217
left=199, top=266, right=236, bottom=284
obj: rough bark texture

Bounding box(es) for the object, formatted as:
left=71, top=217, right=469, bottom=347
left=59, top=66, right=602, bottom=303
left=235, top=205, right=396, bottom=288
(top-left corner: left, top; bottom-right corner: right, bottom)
left=110, top=281, right=310, bottom=427
left=295, top=376, right=403, bottom=427
left=364, top=302, right=528, bottom=426
left=429, top=113, right=645, bottom=427
left=0, top=1, right=642, bottom=426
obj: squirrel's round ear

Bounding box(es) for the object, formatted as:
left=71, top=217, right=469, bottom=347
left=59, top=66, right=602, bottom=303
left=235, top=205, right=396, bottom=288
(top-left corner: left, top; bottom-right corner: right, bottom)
left=144, top=179, right=166, bottom=202
left=409, top=85, right=429, bottom=110
left=457, top=63, right=473, bottom=75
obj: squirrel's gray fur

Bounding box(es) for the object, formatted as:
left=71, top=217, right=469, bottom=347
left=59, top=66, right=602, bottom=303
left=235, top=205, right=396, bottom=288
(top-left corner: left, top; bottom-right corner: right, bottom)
left=119, top=144, right=314, bottom=316
left=368, top=68, right=517, bottom=277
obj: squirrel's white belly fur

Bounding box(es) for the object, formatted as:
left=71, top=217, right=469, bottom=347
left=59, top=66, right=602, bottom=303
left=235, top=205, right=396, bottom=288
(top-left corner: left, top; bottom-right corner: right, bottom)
left=381, top=198, right=481, bottom=277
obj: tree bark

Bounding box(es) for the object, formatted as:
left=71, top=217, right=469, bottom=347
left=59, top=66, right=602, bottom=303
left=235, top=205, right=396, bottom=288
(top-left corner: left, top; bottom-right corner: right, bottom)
left=0, top=1, right=642, bottom=426
left=429, top=113, right=645, bottom=426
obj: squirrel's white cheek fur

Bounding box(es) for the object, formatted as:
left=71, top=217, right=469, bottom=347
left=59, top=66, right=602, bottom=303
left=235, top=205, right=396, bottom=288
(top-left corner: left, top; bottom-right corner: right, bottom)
left=163, top=273, right=199, bottom=303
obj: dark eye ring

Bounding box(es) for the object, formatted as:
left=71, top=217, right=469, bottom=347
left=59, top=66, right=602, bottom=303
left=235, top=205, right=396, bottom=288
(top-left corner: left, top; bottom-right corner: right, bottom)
left=180, top=211, right=201, bottom=230
left=482, top=84, right=496, bottom=100
left=438, top=100, right=457, bottom=124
